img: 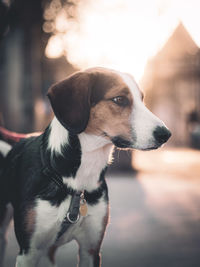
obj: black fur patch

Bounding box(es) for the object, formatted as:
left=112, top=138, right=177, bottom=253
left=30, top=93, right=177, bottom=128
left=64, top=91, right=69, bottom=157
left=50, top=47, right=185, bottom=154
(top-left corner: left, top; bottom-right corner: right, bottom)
left=38, top=168, right=108, bottom=206
left=44, top=128, right=82, bottom=178
left=0, top=151, right=4, bottom=175
left=1, top=125, right=109, bottom=253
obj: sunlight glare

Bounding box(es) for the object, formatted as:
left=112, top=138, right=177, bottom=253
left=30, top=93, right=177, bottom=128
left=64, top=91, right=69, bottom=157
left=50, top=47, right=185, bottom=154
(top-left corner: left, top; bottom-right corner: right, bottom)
left=45, top=35, right=63, bottom=58
left=45, top=0, right=200, bottom=81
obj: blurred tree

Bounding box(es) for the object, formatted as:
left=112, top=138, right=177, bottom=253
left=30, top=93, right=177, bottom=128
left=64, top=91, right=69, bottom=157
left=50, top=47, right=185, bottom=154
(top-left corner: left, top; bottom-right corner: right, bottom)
left=0, top=0, right=76, bottom=132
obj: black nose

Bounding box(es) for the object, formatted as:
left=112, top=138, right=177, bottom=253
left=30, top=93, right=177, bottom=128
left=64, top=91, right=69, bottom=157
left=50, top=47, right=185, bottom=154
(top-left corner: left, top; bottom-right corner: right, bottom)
left=153, top=126, right=171, bottom=144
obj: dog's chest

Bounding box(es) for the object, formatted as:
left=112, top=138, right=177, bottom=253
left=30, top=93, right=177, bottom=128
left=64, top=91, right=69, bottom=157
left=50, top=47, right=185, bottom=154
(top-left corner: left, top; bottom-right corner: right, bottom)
left=33, top=194, right=107, bottom=249
left=65, top=146, right=111, bottom=191
left=31, top=139, right=112, bottom=249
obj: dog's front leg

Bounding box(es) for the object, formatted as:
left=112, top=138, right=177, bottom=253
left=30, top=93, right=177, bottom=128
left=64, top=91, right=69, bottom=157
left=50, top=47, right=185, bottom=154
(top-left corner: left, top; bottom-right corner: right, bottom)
left=75, top=205, right=109, bottom=267
left=15, top=249, right=42, bottom=267
left=16, top=248, right=57, bottom=267
left=78, top=246, right=101, bottom=267
left=0, top=204, right=13, bottom=267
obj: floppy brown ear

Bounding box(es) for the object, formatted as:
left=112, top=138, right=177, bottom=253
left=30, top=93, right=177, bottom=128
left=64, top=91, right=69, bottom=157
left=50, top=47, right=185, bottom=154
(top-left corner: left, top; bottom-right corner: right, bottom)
left=47, top=72, right=94, bottom=134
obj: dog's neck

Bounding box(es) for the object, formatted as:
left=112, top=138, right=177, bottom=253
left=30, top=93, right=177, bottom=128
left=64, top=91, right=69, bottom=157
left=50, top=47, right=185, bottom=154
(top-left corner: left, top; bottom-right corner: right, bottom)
left=45, top=117, right=113, bottom=191
left=48, top=117, right=112, bottom=154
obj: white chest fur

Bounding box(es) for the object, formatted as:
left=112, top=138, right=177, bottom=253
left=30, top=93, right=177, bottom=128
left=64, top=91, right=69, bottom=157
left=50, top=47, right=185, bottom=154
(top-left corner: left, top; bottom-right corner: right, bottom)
left=49, top=118, right=113, bottom=192
left=33, top=193, right=108, bottom=251
left=31, top=122, right=113, bottom=250
left=56, top=131, right=113, bottom=192
left=65, top=141, right=113, bottom=191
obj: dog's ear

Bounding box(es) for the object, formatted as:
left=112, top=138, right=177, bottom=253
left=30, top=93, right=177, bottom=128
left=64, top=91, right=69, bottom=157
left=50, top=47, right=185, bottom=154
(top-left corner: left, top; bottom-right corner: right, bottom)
left=47, top=72, right=94, bottom=134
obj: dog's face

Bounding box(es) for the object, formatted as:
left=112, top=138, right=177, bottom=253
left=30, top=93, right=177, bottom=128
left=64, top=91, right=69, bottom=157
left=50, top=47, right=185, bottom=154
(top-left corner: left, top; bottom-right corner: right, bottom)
left=48, top=67, right=171, bottom=150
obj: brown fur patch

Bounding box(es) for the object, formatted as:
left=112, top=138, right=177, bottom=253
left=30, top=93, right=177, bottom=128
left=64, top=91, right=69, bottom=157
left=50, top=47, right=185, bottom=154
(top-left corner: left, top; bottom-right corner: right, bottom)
left=88, top=248, right=98, bottom=256
left=86, top=99, right=133, bottom=140
left=85, top=68, right=134, bottom=141
left=48, top=245, right=57, bottom=264
left=48, top=67, right=135, bottom=136
left=25, top=208, right=36, bottom=234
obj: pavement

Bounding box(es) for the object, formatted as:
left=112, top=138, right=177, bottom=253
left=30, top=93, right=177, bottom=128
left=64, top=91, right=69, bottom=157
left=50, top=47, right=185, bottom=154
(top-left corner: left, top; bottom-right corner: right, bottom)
left=3, top=148, right=200, bottom=267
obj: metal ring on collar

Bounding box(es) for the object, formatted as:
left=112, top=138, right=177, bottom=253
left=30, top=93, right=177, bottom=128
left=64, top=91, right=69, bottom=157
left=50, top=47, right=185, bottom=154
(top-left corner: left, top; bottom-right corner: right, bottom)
left=66, top=212, right=80, bottom=224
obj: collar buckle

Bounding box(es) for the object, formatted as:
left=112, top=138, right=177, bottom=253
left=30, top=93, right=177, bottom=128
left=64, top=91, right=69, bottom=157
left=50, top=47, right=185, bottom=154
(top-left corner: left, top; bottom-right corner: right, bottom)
left=66, top=212, right=80, bottom=224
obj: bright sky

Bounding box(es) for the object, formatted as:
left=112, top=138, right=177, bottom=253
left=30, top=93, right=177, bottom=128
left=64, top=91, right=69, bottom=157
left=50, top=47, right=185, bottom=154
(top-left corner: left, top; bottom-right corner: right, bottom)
left=45, top=0, right=200, bottom=82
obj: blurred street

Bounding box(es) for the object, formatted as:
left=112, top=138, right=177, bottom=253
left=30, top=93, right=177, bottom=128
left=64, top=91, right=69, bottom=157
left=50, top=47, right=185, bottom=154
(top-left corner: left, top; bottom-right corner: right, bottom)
left=4, top=148, right=200, bottom=267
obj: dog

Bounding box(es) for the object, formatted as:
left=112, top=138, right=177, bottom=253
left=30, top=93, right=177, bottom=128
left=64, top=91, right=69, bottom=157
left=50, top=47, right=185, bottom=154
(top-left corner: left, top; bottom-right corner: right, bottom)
left=0, top=67, right=171, bottom=267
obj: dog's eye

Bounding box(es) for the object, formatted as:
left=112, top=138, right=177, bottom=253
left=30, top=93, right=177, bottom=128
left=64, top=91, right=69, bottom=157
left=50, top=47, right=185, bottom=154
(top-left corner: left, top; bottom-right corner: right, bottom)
left=112, top=96, right=129, bottom=107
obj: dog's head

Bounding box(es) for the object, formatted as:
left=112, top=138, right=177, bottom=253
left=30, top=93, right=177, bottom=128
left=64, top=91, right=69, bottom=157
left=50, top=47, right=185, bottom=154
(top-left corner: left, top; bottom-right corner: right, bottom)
left=47, top=67, right=171, bottom=150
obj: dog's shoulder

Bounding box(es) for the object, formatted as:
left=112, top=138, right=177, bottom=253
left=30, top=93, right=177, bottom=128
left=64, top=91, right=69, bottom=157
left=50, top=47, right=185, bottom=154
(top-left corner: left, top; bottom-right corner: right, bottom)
left=6, top=135, right=40, bottom=160
left=5, top=135, right=42, bottom=176
left=3, top=135, right=44, bottom=200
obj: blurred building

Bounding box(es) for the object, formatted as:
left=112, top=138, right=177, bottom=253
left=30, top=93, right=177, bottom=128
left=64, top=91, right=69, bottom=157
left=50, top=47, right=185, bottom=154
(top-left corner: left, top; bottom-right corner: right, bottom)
left=142, top=23, right=200, bottom=147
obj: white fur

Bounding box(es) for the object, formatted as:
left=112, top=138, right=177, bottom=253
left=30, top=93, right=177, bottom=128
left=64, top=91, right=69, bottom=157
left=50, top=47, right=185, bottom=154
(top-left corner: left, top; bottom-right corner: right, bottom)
left=32, top=199, right=62, bottom=250
left=78, top=133, right=111, bottom=152
left=56, top=196, right=107, bottom=246
left=16, top=194, right=107, bottom=266
left=118, top=72, right=167, bottom=150
left=65, top=133, right=113, bottom=192
left=48, top=117, right=69, bottom=154
left=16, top=250, right=43, bottom=267
left=15, top=198, right=72, bottom=267
left=0, top=140, right=12, bottom=156
left=48, top=119, right=113, bottom=192
left=74, top=198, right=108, bottom=267
left=16, top=250, right=57, bottom=267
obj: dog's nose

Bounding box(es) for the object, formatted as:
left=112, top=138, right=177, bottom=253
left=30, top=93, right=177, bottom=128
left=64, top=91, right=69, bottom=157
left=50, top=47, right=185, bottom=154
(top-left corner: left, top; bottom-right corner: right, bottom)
left=153, top=126, right=171, bottom=144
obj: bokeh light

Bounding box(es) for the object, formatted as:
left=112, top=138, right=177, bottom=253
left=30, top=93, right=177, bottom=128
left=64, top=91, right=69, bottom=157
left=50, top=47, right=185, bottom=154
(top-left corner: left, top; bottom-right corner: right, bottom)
left=45, top=0, right=200, bottom=81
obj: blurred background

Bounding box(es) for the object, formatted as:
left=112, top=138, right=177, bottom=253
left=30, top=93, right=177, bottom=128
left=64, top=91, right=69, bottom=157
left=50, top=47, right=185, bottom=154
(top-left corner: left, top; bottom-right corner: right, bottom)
left=0, top=0, right=200, bottom=266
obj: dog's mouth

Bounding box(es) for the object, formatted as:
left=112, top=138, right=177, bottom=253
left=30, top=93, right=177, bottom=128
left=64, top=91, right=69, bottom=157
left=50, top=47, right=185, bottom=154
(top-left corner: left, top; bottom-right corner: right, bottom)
left=111, top=136, right=133, bottom=149
left=141, top=146, right=159, bottom=151
left=102, top=132, right=133, bottom=149
left=139, top=141, right=166, bottom=151
left=102, top=132, right=165, bottom=151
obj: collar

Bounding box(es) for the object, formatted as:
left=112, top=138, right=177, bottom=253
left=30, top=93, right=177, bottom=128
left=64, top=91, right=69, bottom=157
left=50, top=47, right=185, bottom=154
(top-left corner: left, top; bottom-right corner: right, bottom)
left=56, top=189, right=84, bottom=240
